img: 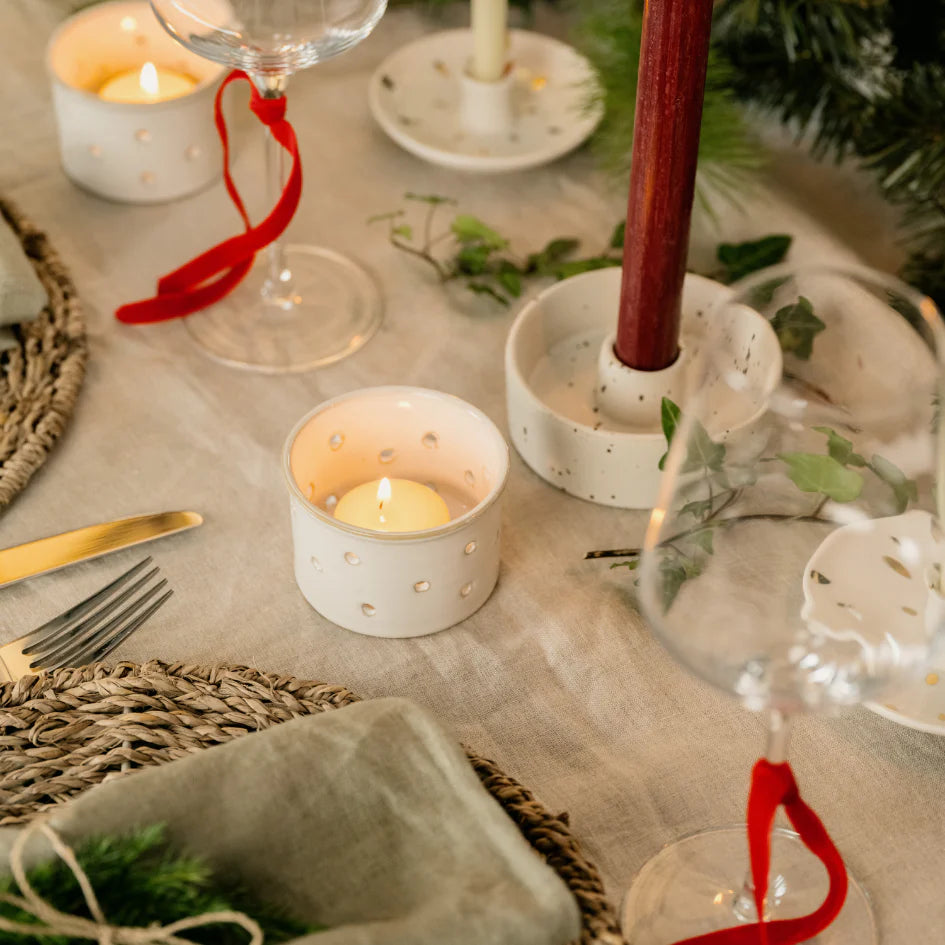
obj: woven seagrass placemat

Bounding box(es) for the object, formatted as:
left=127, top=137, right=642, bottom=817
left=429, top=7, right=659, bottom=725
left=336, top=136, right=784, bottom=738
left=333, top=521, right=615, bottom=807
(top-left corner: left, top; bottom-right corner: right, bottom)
left=0, top=198, right=87, bottom=512
left=0, top=660, right=623, bottom=945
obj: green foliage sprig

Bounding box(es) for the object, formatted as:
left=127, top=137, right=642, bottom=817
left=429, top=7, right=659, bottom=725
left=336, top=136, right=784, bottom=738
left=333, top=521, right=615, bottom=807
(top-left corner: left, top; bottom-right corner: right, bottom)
left=370, top=193, right=624, bottom=306
left=0, top=825, right=320, bottom=945
left=373, top=192, right=794, bottom=307
left=594, top=401, right=917, bottom=609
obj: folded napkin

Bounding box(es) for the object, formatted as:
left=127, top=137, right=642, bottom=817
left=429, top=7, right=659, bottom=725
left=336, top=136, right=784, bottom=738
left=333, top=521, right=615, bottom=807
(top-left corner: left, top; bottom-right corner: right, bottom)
left=0, top=214, right=47, bottom=349
left=0, top=698, right=581, bottom=945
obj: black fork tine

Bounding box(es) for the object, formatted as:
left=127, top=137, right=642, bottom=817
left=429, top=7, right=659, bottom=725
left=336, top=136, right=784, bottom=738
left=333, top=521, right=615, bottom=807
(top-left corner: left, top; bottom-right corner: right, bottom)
left=21, top=558, right=153, bottom=646
left=32, top=578, right=169, bottom=670
left=82, top=590, right=174, bottom=668
left=24, top=566, right=160, bottom=656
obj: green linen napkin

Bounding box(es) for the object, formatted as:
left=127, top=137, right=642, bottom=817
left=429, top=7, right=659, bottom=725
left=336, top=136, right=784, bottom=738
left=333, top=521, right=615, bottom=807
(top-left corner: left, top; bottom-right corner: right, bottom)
left=0, top=215, right=46, bottom=329
left=0, top=698, right=581, bottom=945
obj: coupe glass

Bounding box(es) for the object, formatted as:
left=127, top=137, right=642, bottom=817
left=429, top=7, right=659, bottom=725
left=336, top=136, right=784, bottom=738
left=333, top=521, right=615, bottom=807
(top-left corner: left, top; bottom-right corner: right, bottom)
left=150, top=0, right=386, bottom=372
left=624, top=264, right=945, bottom=943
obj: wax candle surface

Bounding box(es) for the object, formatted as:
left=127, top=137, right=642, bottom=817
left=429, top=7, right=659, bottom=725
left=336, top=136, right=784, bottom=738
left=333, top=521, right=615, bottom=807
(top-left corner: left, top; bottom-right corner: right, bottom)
left=99, top=61, right=196, bottom=103
left=470, top=0, right=508, bottom=82
left=335, top=477, right=451, bottom=533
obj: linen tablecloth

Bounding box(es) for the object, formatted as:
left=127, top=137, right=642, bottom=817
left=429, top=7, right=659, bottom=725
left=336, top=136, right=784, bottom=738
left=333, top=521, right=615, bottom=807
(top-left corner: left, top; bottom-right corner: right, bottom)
left=1, top=3, right=942, bottom=941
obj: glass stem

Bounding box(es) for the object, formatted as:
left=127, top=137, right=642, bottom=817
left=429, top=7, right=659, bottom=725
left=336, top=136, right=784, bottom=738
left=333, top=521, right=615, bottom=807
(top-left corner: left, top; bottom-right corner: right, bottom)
left=255, top=73, right=292, bottom=300
left=732, top=709, right=795, bottom=923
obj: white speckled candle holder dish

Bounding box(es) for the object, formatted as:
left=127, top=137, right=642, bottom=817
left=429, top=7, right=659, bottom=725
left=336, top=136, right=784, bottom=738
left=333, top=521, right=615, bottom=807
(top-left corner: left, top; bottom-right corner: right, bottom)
left=283, top=387, right=510, bottom=638
left=46, top=0, right=225, bottom=204
left=505, top=268, right=782, bottom=509
left=368, top=29, right=602, bottom=173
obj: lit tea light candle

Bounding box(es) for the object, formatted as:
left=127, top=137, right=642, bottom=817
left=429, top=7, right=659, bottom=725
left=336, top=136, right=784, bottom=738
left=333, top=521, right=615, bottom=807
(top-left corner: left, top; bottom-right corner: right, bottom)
left=335, top=477, right=451, bottom=533
left=470, top=0, right=508, bottom=82
left=98, top=61, right=196, bottom=104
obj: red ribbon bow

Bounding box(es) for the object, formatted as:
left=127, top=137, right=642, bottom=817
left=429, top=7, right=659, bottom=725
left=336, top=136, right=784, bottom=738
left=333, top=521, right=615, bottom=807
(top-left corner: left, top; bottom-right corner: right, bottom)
left=116, top=70, right=302, bottom=325
left=673, top=760, right=848, bottom=945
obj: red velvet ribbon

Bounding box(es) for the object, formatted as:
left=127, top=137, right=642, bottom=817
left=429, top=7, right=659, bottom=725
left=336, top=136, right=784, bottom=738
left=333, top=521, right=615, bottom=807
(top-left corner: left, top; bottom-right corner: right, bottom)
left=115, top=70, right=302, bottom=325
left=673, top=761, right=848, bottom=945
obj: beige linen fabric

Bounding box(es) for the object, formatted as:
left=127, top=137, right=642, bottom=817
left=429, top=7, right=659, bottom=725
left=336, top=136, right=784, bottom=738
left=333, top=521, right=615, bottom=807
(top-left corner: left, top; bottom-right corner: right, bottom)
left=1, top=3, right=943, bottom=942
left=0, top=698, right=580, bottom=945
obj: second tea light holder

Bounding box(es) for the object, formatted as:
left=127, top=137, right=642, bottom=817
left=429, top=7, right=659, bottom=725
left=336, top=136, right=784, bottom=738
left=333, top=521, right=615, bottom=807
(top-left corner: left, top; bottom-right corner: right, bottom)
left=283, top=387, right=510, bottom=638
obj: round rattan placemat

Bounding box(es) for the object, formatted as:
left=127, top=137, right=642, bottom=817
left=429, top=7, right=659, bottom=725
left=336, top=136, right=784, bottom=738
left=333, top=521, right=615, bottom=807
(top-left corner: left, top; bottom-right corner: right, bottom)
left=0, top=198, right=87, bottom=512
left=0, top=660, right=623, bottom=945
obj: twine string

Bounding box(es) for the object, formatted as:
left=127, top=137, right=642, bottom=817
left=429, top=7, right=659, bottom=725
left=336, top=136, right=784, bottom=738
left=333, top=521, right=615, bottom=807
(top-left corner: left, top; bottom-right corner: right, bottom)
left=0, top=821, right=263, bottom=945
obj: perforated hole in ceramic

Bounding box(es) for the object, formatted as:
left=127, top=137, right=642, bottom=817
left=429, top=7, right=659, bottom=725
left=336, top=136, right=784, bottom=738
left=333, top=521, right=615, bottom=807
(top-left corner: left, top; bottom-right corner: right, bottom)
left=185, top=144, right=201, bottom=160
left=464, top=470, right=476, bottom=486
left=362, top=603, right=376, bottom=616
left=379, top=448, right=397, bottom=464
left=464, top=541, right=477, bottom=555
left=310, top=556, right=322, bottom=572
left=325, top=494, right=338, bottom=511
left=329, top=432, right=344, bottom=451
left=422, top=432, right=439, bottom=449
left=414, top=580, right=430, bottom=593
left=88, top=144, right=102, bottom=157
left=344, top=551, right=360, bottom=566
left=460, top=582, right=474, bottom=598
left=135, top=129, right=151, bottom=143
left=140, top=171, right=156, bottom=185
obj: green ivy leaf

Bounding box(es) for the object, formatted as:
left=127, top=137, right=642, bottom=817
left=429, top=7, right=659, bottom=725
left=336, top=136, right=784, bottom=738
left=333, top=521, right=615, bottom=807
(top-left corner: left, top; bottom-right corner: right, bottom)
left=690, top=528, right=715, bottom=554
left=717, top=234, right=793, bottom=282
left=658, top=397, right=681, bottom=471
left=770, top=296, right=826, bottom=360
left=610, top=558, right=639, bottom=571
left=496, top=261, right=523, bottom=297
left=679, top=498, right=715, bottom=519
left=466, top=281, right=510, bottom=306
left=868, top=453, right=918, bottom=513
left=391, top=223, right=413, bottom=240
left=745, top=276, right=789, bottom=309
left=525, top=238, right=580, bottom=275
left=682, top=420, right=727, bottom=473
left=660, top=560, right=689, bottom=612
left=405, top=192, right=456, bottom=206
left=451, top=215, right=508, bottom=249
left=553, top=257, right=622, bottom=280
left=610, top=221, right=626, bottom=249
left=778, top=452, right=864, bottom=502
left=456, top=244, right=493, bottom=275
left=813, top=426, right=868, bottom=467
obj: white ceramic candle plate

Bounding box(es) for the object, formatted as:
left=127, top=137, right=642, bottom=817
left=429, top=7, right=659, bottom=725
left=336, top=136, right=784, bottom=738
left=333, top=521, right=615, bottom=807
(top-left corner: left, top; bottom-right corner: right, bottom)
left=800, top=510, right=945, bottom=735
left=368, top=29, right=602, bottom=173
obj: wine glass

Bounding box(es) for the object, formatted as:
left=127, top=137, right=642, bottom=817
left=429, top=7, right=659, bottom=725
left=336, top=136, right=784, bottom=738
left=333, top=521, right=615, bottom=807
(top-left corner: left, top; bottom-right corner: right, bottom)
left=623, top=264, right=945, bottom=943
left=150, top=0, right=387, bottom=373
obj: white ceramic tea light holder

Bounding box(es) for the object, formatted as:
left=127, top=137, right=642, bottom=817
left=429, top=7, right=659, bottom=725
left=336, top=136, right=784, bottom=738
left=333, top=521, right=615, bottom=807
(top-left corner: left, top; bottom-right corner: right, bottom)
left=283, top=387, right=510, bottom=638
left=46, top=0, right=225, bottom=204
left=505, top=267, right=783, bottom=509
left=368, top=29, right=603, bottom=173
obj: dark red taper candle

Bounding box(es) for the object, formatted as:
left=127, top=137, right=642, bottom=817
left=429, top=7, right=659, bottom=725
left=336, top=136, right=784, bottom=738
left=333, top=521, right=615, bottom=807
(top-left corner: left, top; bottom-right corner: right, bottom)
left=615, top=0, right=715, bottom=371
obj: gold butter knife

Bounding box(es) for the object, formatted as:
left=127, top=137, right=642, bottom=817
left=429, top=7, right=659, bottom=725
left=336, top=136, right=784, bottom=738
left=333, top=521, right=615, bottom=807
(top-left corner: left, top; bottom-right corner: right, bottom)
left=0, top=511, right=203, bottom=589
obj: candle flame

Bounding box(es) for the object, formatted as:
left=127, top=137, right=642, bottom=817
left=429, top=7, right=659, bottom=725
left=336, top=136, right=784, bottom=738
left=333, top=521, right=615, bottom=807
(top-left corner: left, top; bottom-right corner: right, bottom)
left=377, top=477, right=392, bottom=509
left=139, top=62, right=159, bottom=96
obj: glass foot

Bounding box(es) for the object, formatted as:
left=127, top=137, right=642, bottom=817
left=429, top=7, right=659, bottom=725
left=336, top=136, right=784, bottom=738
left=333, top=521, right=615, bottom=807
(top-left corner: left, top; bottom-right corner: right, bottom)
left=622, top=826, right=878, bottom=944
left=184, top=244, right=382, bottom=373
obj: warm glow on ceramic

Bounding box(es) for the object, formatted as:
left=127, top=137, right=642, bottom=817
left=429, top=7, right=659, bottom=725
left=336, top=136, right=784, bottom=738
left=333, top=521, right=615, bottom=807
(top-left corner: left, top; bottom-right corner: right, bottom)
left=334, top=477, right=451, bottom=532
left=98, top=61, right=196, bottom=103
